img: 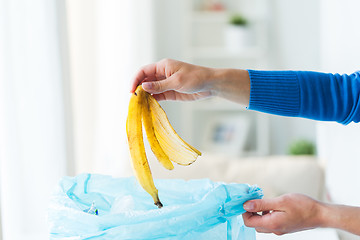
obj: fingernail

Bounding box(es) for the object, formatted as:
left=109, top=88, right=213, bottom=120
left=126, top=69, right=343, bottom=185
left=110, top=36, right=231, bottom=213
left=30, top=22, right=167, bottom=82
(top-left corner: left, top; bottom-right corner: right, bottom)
left=142, top=82, right=153, bottom=90
left=243, top=202, right=255, bottom=211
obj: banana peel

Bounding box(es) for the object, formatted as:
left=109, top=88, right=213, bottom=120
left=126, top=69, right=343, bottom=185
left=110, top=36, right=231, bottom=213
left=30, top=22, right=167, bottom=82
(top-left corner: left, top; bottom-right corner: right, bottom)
left=143, top=93, right=174, bottom=170
left=148, top=94, right=202, bottom=166
left=126, top=87, right=162, bottom=208
left=126, top=85, right=201, bottom=208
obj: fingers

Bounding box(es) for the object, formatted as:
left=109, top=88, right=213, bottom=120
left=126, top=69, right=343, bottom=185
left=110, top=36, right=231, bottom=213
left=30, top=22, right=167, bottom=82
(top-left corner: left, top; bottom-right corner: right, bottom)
left=255, top=227, right=273, bottom=234
left=152, top=91, right=177, bottom=101
left=142, top=77, right=178, bottom=94
left=153, top=91, right=212, bottom=102
left=242, top=198, right=284, bottom=230
left=152, top=91, right=197, bottom=101
left=243, top=194, right=317, bottom=235
left=243, top=198, right=280, bottom=213
left=243, top=210, right=284, bottom=232
left=262, top=210, right=270, bottom=215
left=131, top=63, right=155, bottom=93
left=243, top=212, right=271, bottom=229
left=130, top=63, right=166, bottom=93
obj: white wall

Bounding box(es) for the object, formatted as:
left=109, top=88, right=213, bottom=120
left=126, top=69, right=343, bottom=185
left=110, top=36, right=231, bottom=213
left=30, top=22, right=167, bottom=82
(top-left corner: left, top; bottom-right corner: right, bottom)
left=268, top=0, right=321, bottom=71
left=317, top=0, right=360, bottom=237
left=317, top=123, right=360, bottom=205
left=317, top=0, right=360, bottom=205
left=154, top=0, right=320, bottom=155
left=265, top=0, right=320, bottom=154
left=319, top=0, right=360, bottom=74
left=153, top=0, right=185, bottom=61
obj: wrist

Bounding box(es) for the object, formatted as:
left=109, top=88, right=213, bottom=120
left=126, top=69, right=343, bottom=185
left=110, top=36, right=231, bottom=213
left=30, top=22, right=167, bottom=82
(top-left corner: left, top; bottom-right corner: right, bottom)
left=316, top=201, right=335, bottom=228
left=210, top=68, right=250, bottom=106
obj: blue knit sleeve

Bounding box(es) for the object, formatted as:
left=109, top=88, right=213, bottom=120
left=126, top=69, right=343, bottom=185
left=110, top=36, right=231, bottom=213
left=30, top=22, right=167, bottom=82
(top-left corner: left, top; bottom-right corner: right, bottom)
left=247, top=70, right=360, bottom=124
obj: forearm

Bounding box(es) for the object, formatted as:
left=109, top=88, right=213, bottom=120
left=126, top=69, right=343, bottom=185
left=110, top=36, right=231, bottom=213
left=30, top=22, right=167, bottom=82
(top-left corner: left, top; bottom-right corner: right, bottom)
left=210, top=68, right=360, bottom=124
left=319, top=202, right=360, bottom=235
left=210, top=68, right=250, bottom=106
left=247, top=70, right=360, bottom=124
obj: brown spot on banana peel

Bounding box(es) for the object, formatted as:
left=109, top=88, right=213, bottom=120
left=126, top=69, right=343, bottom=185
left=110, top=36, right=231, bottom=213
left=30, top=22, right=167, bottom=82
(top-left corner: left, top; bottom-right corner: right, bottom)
left=153, top=192, right=163, bottom=208
left=155, top=201, right=163, bottom=208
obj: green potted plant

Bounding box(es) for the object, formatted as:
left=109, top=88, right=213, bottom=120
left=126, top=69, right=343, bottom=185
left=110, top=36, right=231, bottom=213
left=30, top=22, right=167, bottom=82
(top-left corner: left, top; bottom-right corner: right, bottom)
left=288, top=139, right=316, bottom=155
left=225, top=14, right=250, bottom=51
left=229, top=14, right=248, bottom=26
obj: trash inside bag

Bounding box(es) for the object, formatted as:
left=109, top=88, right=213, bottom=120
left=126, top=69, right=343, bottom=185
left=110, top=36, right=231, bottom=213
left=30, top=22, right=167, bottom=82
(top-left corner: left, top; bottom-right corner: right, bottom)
left=48, top=173, right=263, bottom=240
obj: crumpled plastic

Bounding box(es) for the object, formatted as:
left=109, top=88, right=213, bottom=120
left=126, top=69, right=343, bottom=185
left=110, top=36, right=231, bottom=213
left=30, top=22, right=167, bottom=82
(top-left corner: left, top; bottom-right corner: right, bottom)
left=48, top=173, right=263, bottom=240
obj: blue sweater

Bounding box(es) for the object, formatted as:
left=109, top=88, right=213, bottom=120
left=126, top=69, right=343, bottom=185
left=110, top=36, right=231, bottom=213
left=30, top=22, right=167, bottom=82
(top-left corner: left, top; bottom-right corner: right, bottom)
left=248, top=70, right=360, bottom=124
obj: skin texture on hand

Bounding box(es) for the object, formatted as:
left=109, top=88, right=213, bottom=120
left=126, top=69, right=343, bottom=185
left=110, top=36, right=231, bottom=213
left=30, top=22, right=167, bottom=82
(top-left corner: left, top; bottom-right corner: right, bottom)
left=131, top=59, right=215, bottom=101
left=323, top=202, right=360, bottom=235
left=131, top=58, right=250, bottom=106
left=243, top=194, right=323, bottom=235
left=243, top=193, right=360, bottom=236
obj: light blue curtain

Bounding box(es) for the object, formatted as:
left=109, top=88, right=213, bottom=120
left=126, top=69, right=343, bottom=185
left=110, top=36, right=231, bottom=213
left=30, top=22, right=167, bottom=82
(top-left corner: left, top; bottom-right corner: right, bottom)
left=0, top=0, right=68, bottom=239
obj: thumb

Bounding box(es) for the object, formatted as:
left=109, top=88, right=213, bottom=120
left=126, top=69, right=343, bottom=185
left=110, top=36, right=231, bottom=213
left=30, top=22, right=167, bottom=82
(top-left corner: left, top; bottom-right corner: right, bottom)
left=142, top=76, right=178, bottom=94
left=243, top=199, right=278, bottom=212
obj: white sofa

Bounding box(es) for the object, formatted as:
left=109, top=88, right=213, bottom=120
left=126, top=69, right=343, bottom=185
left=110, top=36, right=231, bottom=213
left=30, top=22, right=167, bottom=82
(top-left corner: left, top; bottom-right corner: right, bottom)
left=151, top=153, right=325, bottom=201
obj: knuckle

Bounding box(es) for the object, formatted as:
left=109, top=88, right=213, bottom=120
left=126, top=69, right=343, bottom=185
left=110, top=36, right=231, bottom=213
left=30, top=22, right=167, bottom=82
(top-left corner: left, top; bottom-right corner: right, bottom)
left=169, top=76, right=181, bottom=90
left=268, top=221, right=279, bottom=230
left=138, top=67, right=146, bottom=78
left=242, top=217, right=253, bottom=228
left=279, top=195, right=291, bottom=204
left=154, top=81, right=162, bottom=91
left=284, top=193, right=295, bottom=199
left=160, top=58, right=171, bottom=65
left=175, top=75, right=183, bottom=84
left=243, top=220, right=251, bottom=227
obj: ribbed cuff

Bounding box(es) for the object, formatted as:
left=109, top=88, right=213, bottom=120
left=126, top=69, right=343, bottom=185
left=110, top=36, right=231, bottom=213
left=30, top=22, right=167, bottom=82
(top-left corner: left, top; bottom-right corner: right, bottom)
left=247, top=70, right=300, bottom=117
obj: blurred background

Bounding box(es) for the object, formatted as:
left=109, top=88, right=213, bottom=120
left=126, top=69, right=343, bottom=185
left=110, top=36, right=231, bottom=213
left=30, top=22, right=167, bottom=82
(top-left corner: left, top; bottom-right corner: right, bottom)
left=0, top=0, right=359, bottom=239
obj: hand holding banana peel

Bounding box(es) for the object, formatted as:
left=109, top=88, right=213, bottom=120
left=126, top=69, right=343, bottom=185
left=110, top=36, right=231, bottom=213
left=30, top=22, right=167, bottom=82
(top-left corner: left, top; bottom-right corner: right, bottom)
left=128, top=59, right=249, bottom=208
left=126, top=85, right=201, bottom=208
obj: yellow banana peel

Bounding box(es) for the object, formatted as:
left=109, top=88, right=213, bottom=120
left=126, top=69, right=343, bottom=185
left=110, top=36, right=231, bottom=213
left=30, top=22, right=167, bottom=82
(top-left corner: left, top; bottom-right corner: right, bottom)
left=143, top=93, right=174, bottom=170
left=126, top=85, right=201, bottom=208
left=148, top=94, right=202, bottom=165
left=126, top=86, right=162, bottom=208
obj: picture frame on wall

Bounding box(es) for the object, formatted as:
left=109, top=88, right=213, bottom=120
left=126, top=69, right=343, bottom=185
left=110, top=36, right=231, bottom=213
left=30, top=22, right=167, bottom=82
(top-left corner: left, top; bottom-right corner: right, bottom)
left=201, top=115, right=251, bottom=156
